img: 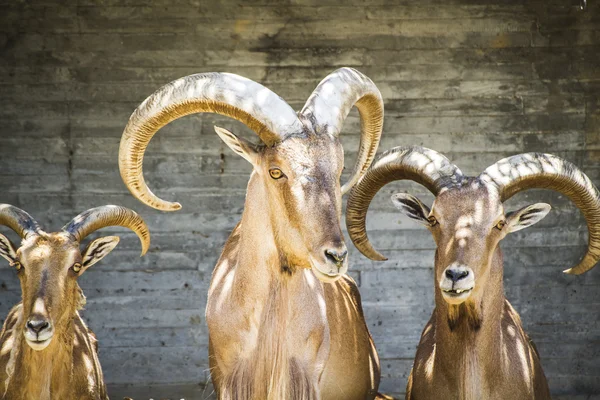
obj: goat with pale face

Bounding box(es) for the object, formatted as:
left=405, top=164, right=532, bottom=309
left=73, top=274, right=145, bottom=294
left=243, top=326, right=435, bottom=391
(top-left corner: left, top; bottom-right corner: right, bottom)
left=346, top=146, right=600, bottom=399
left=118, top=68, right=385, bottom=399
left=0, top=205, right=149, bottom=400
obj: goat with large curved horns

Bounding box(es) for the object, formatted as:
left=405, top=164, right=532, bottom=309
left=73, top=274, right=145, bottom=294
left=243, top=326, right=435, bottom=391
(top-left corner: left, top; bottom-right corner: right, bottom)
left=346, top=146, right=600, bottom=399
left=119, top=68, right=388, bottom=399
left=0, top=204, right=150, bottom=400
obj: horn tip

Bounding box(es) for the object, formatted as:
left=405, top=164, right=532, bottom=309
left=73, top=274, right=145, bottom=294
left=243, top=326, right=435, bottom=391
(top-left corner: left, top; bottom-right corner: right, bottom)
left=138, top=236, right=150, bottom=256
left=563, top=266, right=584, bottom=275
left=155, top=201, right=182, bottom=212
left=363, top=251, right=387, bottom=261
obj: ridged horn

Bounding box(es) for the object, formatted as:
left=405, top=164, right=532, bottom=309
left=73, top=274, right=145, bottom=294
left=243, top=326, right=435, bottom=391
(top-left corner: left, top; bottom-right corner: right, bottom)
left=0, top=204, right=42, bottom=239
left=119, top=72, right=305, bottom=211
left=62, top=206, right=150, bottom=256
left=480, top=153, right=600, bottom=275
left=300, top=68, right=384, bottom=195
left=346, top=146, right=463, bottom=261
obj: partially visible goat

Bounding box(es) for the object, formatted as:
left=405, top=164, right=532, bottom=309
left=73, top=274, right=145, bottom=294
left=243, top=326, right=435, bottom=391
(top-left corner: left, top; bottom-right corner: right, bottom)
left=0, top=205, right=150, bottom=400
left=346, top=146, right=600, bottom=399
left=119, top=68, right=385, bottom=399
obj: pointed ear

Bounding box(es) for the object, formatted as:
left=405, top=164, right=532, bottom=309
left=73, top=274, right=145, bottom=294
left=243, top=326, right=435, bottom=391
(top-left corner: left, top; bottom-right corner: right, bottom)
left=0, top=234, right=17, bottom=265
left=506, top=203, right=551, bottom=233
left=391, top=193, right=432, bottom=227
left=81, top=236, right=120, bottom=272
left=214, top=126, right=260, bottom=165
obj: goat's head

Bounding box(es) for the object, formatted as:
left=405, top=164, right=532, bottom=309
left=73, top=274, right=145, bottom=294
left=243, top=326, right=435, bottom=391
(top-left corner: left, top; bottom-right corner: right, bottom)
left=0, top=205, right=149, bottom=351
left=346, top=146, right=600, bottom=304
left=118, top=68, right=383, bottom=282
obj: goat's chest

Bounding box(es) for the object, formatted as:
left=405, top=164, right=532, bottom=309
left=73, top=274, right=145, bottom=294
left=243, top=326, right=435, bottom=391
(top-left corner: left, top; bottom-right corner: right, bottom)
left=208, top=270, right=330, bottom=379
left=415, top=347, right=532, bottom=400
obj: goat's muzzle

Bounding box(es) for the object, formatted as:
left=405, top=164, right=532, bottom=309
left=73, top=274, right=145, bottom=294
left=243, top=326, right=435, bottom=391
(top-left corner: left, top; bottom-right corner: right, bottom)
left=439, top=264, right=475, bottom=305
left=24, top=315, right=54, bottom=351
left=310, top=244, right=348, bottom=283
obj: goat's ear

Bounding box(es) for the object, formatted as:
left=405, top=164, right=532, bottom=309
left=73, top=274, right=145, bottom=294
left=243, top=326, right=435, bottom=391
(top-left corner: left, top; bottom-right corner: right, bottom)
left=214, top=126, right=260, bottom=166
left=81, top=236, right=120, bottom=272
left=506, top=203, right=551, bottom=233
left=391, top=193, right=432, bottom=227
left=0, top=234, right=17, bottom=264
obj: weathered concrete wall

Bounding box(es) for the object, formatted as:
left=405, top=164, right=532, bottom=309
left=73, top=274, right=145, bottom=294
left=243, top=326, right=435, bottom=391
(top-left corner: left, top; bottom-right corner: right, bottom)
left=0, top=1, right=599, bottom=398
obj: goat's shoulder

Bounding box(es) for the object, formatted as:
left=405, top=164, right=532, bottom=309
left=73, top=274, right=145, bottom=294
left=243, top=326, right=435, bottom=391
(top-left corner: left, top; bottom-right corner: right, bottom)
left=0, top=303, right=22, bottom=341
left=72, top=312, right=99, bottom=355
left=501, top=300, right=551, bottom=398
left=325, top=274, right=361, bottom=307
left=413, top=314, right=437, bottom=367
left=0, top=303, right=22, bottom=363
left=501, top=299, right=531, bottom=345
left=71, top=312, right=108, bottom=399
left=0, top=303, right=22, bottom=394
left=407, top=315, right=439, bottom=397
left=76, top=312, right=99, bottom=352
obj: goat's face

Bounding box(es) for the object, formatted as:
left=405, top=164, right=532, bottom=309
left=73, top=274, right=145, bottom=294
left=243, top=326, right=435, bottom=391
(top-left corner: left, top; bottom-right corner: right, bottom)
left=0, top=232, right=120, bottom=351
left=15, top=234, right=81, bottom=350
left=216, top=128, right=348, bottom=282
left=392, top=180, right=551, bottom=306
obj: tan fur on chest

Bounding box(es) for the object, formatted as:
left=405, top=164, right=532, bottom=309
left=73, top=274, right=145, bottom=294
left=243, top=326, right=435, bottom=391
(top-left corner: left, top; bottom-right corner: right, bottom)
left=212, top=269, right=328, bottom=400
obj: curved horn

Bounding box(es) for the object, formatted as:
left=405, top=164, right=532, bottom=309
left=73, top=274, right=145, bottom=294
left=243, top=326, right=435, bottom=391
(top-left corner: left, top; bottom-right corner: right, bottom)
left=62, top=206, right=150, bottom=256
left=119, top=72, right=305, bottom=211
left=480, top=153, right=600, bottom=275
left=0, top=204, right=41, bottom=239
left=346, top=146, right=463, bottom=261
left=300, top=68, right=384, bottom=195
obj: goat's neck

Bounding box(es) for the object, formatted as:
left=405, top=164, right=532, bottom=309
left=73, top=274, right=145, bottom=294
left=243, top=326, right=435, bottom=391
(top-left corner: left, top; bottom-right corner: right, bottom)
left=237, top=173, right=298, bottom=290
left=217, top=173, right=326, bottom=398
left=433, top=249, right=505, bottom=397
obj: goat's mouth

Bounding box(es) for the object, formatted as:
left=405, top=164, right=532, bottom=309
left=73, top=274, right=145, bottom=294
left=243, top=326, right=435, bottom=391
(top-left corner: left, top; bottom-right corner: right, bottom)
left=25, top=336, right=53, bottom=351
left=309, top=257, right=346, bottom=283
left=442, top=288, right=473, bottom=296
left=24, top=328, right=54, bottom=351
left=311, top=265, right=343, bottom=283
left=441, top=287, right=473, bottom=304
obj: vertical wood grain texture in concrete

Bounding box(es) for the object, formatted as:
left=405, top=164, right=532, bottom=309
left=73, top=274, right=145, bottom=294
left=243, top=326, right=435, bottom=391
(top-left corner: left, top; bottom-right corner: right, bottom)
left=0, top=1, right=599, bottom=398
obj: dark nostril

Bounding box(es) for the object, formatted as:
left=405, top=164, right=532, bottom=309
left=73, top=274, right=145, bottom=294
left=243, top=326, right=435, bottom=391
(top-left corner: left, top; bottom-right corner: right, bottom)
left=445, top=269, right=469, bottom=283
left=27, top=319, right=49, bottom=333
left=325, top=249, right=348, bottom=264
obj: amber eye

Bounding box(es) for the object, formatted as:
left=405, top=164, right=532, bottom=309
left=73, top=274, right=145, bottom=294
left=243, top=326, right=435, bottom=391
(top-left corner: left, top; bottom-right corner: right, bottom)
left=269, top=168, right=284, bottom=180
left=427, top=216, right=438, bottom=227
left=72, top=263, right=82, bottom=274
left=11, top=261, right=22, bottom=271
left=495, top=220, right=506, bottom=230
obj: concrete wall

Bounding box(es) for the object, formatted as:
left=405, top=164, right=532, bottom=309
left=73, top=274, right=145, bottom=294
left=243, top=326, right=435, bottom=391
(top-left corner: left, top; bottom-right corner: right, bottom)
left=0, top=1, right=599, bottom=398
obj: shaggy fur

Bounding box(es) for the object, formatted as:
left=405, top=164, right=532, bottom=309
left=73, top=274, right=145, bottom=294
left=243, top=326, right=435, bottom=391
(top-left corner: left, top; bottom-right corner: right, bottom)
left=0, top=294, right=107, bottom=400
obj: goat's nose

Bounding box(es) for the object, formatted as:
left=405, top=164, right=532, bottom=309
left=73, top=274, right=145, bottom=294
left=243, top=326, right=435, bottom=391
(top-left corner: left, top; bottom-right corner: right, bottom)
left=445, top=268, right=469, bottom=283
left=325, top=248, right=348, bottom=265
left=27, top=318, right=50, bottom=334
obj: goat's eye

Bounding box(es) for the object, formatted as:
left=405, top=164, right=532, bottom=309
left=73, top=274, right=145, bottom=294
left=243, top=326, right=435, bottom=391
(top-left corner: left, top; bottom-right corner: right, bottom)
left=11, top=261, right=22, bottom=271
left=71, top=263, right=82, bottom=274
left=428, top=216, right=438, bottom=227
left=269, top=168, right=284, bottom=180
left=495, top=220, right=506, bottom=230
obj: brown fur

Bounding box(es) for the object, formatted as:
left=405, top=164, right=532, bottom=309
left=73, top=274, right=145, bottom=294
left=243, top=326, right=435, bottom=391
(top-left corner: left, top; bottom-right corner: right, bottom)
left=0, top=233, right=108, bottom=400
left=405, top=182, right=552, bottom=399
left=206, top=135, right=381, bottom=399
left=0, top=303, right=107, bottom=400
